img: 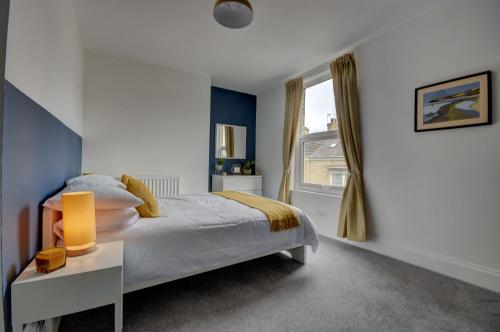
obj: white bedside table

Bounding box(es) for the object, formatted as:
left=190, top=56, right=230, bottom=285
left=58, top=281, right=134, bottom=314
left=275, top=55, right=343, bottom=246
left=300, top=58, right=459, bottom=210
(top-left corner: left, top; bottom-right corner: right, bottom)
left=11, top=241, right=124, bottom=332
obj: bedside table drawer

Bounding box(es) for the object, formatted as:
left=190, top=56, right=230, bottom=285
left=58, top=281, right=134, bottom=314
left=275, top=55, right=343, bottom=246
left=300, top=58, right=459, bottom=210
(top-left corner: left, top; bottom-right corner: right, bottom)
left=12, top=267, right=122, bottom=324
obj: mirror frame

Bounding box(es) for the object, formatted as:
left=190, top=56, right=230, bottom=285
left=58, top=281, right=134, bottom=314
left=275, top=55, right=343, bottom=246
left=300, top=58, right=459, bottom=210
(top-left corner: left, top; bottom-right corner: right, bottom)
left=215, top=123, right=247, bottom=159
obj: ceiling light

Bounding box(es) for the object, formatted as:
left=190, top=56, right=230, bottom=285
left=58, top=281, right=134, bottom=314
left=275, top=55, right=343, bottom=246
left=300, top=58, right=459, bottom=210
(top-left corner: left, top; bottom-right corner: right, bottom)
left=213, top=0, right=253, bottom=29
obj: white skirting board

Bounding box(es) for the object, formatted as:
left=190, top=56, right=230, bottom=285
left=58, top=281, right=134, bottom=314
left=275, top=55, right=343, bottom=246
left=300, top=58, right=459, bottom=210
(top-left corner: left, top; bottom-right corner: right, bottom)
left=321, top=235, right=500, bottom=293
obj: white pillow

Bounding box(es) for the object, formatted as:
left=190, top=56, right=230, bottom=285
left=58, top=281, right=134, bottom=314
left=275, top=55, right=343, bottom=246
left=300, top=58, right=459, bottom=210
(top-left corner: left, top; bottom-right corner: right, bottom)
left=95, top=208, right=140, bottom=232
left=43, top=185, right=144, bottom=211
left=53, top=208, right=139, bottom=237
left=66, top=174, right=125, bottom=188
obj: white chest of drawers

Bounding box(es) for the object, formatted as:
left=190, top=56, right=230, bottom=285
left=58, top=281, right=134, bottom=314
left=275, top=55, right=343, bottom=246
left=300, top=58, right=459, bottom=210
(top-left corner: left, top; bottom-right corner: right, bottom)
left=212, top=175, right=262, bottom=196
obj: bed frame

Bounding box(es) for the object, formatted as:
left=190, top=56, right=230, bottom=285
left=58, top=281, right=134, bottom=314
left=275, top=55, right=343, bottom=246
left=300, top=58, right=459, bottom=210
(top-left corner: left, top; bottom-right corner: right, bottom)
left=42, top=207, right=307, bottom=294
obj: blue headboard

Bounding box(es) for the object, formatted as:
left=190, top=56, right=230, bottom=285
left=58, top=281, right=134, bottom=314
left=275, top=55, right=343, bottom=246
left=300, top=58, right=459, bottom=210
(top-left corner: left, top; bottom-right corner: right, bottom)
left=2, top=81, right=82, bottom=326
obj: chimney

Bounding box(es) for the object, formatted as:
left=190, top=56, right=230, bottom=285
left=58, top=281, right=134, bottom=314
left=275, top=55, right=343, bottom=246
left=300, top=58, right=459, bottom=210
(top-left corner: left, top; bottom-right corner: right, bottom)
left=327, top=118, right=338, bottom=131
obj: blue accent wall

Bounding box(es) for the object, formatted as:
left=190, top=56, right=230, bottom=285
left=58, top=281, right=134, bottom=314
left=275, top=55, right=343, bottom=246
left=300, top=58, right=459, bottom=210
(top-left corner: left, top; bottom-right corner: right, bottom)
left=2, top=81, right=82, bottom=326
left=209, top=87, right=256, bottom=189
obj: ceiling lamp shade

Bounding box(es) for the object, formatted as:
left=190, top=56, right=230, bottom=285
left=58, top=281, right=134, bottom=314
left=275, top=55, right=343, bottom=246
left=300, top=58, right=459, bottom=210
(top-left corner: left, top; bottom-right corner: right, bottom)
left=62, top=191, right=96, bottom=256
left=213, top=0, right=253, bottom=29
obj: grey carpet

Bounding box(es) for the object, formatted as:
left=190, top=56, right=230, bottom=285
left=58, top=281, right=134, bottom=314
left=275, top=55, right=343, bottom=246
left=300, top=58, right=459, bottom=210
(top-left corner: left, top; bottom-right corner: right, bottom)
left=59, top=236, right=500, bottom=331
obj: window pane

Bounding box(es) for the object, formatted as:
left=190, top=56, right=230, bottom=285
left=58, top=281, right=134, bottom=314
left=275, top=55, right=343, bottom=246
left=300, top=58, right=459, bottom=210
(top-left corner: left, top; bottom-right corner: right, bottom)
left=302, top=137, right=347, bottom=187
left=303, top=79, right=336, bottom=134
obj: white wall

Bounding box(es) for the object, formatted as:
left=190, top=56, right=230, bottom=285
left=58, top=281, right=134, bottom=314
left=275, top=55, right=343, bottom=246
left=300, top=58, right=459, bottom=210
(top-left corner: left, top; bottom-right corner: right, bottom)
left=256, top=85, right=285, bottom=200
left=82, top=52, right=211, bottom=193
left=258, top=0, right=500, bottom=292
left=5, top=0, right=83, bottom=134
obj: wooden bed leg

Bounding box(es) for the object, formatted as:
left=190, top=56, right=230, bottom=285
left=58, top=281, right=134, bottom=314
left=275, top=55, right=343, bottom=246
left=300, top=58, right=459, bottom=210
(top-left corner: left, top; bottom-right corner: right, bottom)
left=288, top=246, right=307, bottom=264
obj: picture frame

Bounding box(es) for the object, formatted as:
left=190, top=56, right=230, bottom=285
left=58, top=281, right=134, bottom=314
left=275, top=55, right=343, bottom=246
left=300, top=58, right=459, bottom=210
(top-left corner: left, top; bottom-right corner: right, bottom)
left=231, top=163, right=242, bottom=175
left=414, top=71, right=492, bottom=132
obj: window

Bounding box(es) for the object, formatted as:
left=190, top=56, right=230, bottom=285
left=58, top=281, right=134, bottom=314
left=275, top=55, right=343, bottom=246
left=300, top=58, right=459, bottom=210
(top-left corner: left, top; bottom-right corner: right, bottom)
left=329, top=169, right=348, bottom=187
left=295, top=74, right=347, bottom=195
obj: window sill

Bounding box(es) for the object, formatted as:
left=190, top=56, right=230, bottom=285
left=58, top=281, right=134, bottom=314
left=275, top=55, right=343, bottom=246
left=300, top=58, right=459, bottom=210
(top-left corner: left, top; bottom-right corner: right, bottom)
left=291, top=189, right=343, bottom=199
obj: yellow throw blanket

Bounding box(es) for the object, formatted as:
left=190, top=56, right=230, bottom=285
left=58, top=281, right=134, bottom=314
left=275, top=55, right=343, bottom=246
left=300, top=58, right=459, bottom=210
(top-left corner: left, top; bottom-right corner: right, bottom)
left=212, top=191, right=300, bottom=232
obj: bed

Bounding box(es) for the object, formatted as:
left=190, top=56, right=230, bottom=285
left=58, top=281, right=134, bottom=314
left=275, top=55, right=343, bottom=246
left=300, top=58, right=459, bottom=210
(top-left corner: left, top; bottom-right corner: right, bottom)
left=43, top=189, right=319, bottom=294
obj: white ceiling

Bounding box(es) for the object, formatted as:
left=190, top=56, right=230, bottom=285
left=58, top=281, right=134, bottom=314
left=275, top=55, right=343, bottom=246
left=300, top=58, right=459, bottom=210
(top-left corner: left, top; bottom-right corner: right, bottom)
left=74, top=0, right=450, bottom=95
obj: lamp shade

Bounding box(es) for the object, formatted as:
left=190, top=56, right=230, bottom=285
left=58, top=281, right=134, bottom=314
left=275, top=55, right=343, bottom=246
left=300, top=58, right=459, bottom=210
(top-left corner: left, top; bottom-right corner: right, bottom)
left=62, top=191, right=96, bottom=256
left=213, top=0, right=253, bottom=29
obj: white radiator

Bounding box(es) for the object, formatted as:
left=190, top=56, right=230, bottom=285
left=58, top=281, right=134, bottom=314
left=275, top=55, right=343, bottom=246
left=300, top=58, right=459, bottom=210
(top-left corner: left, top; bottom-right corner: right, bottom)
left=133, top=175, right=181, bottom=197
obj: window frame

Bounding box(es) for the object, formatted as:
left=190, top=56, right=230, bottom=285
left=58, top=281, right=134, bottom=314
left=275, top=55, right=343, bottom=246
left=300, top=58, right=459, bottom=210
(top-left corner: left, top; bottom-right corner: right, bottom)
left=293, top=72, right=345, bottom=196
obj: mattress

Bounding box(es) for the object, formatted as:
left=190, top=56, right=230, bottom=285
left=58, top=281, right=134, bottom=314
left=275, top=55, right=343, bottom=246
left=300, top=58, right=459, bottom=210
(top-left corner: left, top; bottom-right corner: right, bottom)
left=84, top=193, right=319, bottom=287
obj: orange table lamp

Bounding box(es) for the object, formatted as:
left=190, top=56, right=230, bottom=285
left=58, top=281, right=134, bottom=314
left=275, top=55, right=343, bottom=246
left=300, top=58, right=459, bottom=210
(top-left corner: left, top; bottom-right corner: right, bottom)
left=62, top=191, right=96, bottom=256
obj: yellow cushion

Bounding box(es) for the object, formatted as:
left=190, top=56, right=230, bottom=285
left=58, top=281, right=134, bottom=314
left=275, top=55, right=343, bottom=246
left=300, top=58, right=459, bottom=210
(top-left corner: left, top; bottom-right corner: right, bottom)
left=121, top=174, right=159, bottom=218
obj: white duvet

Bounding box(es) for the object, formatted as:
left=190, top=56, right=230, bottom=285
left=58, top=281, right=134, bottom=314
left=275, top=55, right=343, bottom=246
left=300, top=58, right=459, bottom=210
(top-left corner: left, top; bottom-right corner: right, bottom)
left=59, top=193, right=319, bottom=288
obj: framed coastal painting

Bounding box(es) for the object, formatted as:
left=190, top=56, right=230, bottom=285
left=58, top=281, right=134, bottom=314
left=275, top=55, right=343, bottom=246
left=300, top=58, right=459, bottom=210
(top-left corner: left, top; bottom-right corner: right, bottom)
left=415, top=71, right=491, bottom=132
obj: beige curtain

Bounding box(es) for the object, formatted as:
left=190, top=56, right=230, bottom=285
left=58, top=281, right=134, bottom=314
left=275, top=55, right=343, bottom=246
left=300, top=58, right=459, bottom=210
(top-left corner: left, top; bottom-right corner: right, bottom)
left=330, top=53, right=367, bottom=241
left=278, top=78, right=303, bottom=203
left=225, top=126, right=234, bottom=157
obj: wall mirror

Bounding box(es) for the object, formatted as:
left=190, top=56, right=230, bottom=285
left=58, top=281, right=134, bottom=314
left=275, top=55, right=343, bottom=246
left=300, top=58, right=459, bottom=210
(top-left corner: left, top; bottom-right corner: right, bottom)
left=215, top=123, right=246, bottom=159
